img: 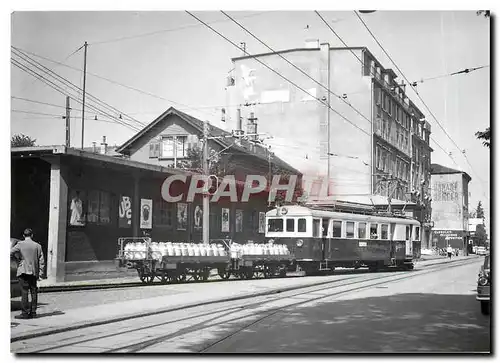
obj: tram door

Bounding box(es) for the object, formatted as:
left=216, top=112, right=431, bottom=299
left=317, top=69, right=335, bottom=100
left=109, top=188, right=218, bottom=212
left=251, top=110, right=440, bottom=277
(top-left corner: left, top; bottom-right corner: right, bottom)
left=405, top=225, right=413, bottom=257
left=321, top=218, right=330, bottom=261
left=390, top=223, right=397, bottom=260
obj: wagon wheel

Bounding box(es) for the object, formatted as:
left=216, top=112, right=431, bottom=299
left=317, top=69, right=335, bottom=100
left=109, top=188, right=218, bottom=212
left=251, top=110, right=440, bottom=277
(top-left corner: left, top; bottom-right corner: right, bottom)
left=139, top=269, right=155, bottom=284
left=201, top=268, right=211, bottom=281
left=192, top=272, right=200, bottom=281
left=160, top=271, right=170, bottom=284
left=218, top=268, right=231, bottom=280
left=244, top=269, right=254, bottom=280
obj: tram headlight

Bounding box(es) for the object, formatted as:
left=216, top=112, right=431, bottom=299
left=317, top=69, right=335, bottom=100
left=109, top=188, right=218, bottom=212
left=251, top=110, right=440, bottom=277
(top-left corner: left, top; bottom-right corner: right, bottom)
left=296, top=239, right=304, bottom=247
left=478, top=276, right=489, bottom=286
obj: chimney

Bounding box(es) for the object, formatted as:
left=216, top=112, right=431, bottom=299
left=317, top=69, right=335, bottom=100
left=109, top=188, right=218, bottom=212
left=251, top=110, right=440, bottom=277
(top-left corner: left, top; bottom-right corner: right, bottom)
left=305, top=39, right=320, bottom=49
left=221, top=108, right=226, bottom=122
left=92, top=142, right=97, bottom=153
left=236, top=108, right=242, bottom=135
left=248, top=112, right=258, bottom=142
left=100, top=136, right=107, bottom=155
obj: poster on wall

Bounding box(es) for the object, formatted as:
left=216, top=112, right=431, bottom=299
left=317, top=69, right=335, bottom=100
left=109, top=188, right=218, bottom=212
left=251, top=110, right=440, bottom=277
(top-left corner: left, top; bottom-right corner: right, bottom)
left=194, top=205, right=203, bottom=230
left=69, top=190, right=86, bottom=226
left=177, top=203, right=188, bottom=231
left=235, top=209, right=243, bottom=232
left=221, top=208, right=230, bottom=233
left=259, top=212, right=266, bottom=233
left=119, top=195, right=132, bottom=228
left=140, top=199, right=153, bottom=229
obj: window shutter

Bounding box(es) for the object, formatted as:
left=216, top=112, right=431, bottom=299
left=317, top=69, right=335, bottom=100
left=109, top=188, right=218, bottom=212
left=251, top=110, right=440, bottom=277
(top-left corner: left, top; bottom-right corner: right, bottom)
left=149, top=143, right=155, bottom=158
left=149, top=142, right=160, bottom=158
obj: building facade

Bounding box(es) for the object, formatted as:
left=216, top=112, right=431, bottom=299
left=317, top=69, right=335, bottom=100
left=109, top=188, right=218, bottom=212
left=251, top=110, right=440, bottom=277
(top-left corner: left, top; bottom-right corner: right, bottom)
left=11, top=108, right=300, bottom=282
left=226, top=43, right=433, bottom=243
left=430, top=164, right=471, bottom=251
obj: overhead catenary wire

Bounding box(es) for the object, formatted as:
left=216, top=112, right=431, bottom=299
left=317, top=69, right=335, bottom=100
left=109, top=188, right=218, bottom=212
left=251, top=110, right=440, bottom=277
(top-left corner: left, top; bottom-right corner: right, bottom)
left=220, top=10, right=372, bottom=126
left=186, top=11, right=371, bottom=138
left=11, top=57, right=142, bottom=133
left=352, top=11, right=488, bottom=196
left=12, top=48, right=145, bottom=132
left=411, top=65, right=490, bottom=86
left=315, top=10, right=460, bottom=170
left=89, top=12, right=269, bottom=46
left=12, top=46, right=219, bottom=119
left=12, top=46, right=146, bottom=131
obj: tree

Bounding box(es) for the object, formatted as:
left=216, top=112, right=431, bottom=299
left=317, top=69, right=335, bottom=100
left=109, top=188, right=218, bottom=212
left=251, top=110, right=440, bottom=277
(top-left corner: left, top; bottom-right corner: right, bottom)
left=269, top=161, right=305, bottom=206
left=476, top=10, right=490, bottom=18
left=11, top=134, right=36, bottom=147
left=475, top=127, right=490, bottom=148
left=176, top=145, right=225, bottom=176
left=476, top=201, right=485, bottom=219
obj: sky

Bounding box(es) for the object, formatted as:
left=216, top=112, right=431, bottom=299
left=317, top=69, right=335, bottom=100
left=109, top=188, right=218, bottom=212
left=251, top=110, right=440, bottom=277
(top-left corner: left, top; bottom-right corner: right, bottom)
left=8, top=7, right=492, bottom=233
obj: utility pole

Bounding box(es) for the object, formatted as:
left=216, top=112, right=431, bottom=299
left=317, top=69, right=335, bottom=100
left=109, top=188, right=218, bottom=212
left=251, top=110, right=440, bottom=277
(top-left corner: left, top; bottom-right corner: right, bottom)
left=202, top=119, right=210, bottom=245
left=81, top=41, right=88, bottom=149
left=65, top=96, right=70, bottom=147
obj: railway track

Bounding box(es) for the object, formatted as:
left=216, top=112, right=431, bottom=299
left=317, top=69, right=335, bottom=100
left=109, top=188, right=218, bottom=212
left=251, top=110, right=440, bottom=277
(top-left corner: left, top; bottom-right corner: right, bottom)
left=12, top=258, right=478, bottom=353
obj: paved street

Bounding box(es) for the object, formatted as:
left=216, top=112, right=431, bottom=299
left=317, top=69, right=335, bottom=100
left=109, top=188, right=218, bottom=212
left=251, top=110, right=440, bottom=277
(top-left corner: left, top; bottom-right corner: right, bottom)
left=11, top=257, right=489, bottom=353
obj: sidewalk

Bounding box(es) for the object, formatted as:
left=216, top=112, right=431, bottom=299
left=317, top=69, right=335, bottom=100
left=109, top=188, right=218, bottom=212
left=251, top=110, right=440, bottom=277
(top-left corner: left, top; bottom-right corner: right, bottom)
left=11, top=255, right=480, bottom=342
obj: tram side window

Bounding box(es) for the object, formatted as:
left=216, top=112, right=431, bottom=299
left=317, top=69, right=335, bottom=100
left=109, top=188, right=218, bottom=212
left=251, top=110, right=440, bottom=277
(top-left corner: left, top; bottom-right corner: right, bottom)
left=381, top=224, right=389, bottom=240
left=313, top=219, right=321, bottom=237
left=322, top=219, right=329, bottom=237
left=286, top=219, right=295, bottom=232
left=332, top=221, right=342, bottom=238
left=358, top=222, right=367, bottom=239
left=415, top=226, right=420, bottom=240
left=406, top=225, right=411, bottom=240
left=370, top=224, right=379, bottom=239
left=298, top=218, right=307, bottom=232
left=346, top=221, right=355, bottom=239
left=268, top=218, right=283, bottom=232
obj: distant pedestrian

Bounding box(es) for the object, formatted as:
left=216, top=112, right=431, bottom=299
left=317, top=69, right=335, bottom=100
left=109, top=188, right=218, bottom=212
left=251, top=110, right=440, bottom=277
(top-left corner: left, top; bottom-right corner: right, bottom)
left=447, top=245, right=453, bottom=260
left=10, top=228, right=45, bottom=319
left=455, top=249, right=459, bottom=257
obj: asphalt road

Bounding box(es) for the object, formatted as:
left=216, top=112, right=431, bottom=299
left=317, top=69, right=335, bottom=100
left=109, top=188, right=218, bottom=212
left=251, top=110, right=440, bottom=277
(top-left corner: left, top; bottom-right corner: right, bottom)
left=11, top=258, right=489, bottom=353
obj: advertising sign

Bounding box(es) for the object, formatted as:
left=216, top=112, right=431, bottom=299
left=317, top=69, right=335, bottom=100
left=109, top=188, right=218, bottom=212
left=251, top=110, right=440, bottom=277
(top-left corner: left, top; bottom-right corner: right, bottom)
left=235, top=209, right=243, bottom=232
left=119, top=195, right=132, bottom=228
left=140, top=199, right=153, bottom=229
left=222, top=208, right=230, bottom=232
left=177, top=203, right=188, bottom=231
left=432, top=230, right=464, bottom=249
left=194, top=205, right=203, bottom=230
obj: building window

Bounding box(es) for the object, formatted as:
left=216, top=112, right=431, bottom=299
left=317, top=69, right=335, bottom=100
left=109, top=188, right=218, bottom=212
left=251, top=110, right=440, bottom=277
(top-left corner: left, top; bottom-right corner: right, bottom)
left=149, top=141, right=160, bottom=158
left=298, top=218, right=307, bottom=232
left=332, top=221, right=342, bottom=238
left=358, top=222, right=367, bottom=239
left=346, top=221, right=355, bottom=239
left=161, top=136, right=188, bottom=159
left=86, top=190, right=111, bottom=225
left=154, top=199, right=173, bottom=227
left=286, top=218, right=295, bottom=232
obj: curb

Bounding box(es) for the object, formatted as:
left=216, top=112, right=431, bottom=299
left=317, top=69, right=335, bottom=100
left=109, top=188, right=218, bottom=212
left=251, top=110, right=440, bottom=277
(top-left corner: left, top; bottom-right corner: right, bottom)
left=12, top=257, right=479, bottom=342
left=11, top=277, right=331, bottom=342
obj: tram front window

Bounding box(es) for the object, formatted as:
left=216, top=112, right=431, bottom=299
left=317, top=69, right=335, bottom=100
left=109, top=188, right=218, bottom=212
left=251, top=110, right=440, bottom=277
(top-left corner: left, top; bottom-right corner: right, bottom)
left=268, top=218, right=284, bottom=232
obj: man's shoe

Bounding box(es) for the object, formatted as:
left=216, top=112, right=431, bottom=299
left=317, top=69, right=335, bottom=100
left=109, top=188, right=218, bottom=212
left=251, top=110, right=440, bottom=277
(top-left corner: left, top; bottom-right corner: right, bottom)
left=14, top=314, right=31, bottom=320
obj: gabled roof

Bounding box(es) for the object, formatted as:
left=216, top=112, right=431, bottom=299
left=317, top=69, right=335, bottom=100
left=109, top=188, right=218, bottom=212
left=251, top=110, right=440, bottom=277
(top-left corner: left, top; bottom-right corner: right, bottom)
left=116, top=107, right=301, bottom=175
left=431, top=163, right=472, bottom=182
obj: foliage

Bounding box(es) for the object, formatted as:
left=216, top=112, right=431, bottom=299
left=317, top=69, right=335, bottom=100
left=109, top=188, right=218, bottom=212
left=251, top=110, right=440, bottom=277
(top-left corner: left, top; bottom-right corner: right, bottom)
left=11, top=134, right=37, bottom=147
left=476, top=201, right=485, bottom=219
left=176, top=145, right=226, bottom=177
left=475, top=127, right=490, bottom=148
left=476, top=10, right=490, bottom=18
left=269, top=161, right=305, bottom=206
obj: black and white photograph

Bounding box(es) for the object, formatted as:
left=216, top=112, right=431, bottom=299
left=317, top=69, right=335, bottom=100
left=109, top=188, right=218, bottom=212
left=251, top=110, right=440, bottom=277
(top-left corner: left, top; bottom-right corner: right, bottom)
left=8, top=5, right=492, bottom=355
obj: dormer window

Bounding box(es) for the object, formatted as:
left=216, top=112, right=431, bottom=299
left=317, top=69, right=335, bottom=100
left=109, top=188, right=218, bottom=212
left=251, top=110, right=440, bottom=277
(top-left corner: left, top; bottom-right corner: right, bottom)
left=161, top=135, right=187, bottom=159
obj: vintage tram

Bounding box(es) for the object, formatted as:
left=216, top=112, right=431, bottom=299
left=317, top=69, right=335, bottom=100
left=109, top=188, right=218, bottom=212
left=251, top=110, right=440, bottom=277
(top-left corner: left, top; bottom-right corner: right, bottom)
left=265, top=205, right=421, bottom=275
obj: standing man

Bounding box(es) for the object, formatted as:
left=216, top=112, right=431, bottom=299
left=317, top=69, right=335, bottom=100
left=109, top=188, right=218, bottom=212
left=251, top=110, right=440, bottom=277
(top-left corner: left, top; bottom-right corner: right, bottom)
left=10, top=228, right=45, bottom=319
left=447, top=245, right=453, bottom=260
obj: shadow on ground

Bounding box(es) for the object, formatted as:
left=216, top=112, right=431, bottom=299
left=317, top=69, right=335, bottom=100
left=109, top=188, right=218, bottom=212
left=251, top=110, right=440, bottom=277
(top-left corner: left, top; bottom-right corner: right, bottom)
left=178, top=292, right=491, bottom=353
